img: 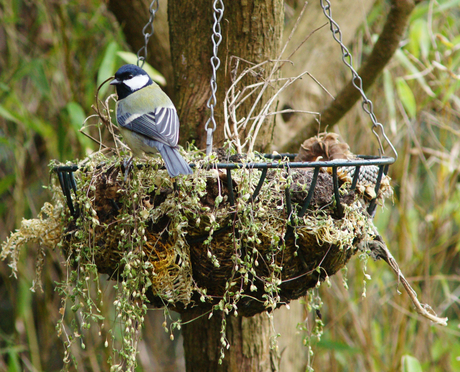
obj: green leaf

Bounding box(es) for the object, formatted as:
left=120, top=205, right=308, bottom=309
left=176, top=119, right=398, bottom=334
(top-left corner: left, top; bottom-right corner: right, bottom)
left=396, top=78, right=417, bottom=119
left=449, top=342, right=460, bottom=370
left=0, top=99, right=58, bottom=157
left=0, top=135, right=9, bottom=146
left=0, top=97, right=54, bottom=141
left=395, top=49, right=435, bottom=97
left=383, top=69, right=396, bottom=133
left=441, top=79, right=460, bottom=105
left=317, top=338, right=360, bottom=353
left=66, top=102, right=93, bottom=151
left=116, top=51, right=166, bottom=86
left=97, top=41, right=120, bottom=97
left=66, top=101, right=86, bottom=130
left=408, top=19, right=430, bottom=60
left=411, top=0, right=460, bottom=21
left=30, top=60, right=51, bottom=97
left=431, top=337, right=447, bottom=362
left=437, top=0, right=460, bottom=13
left=452, top=35, right=460, bottom=47
left=0, top=103, right=54, bottom=139
left=401, top=355, right=423, bottom=372
left=0, top=82, right=10, bottom=92
left=0, top=174, right=15, bottom=196
left=0, top=104, right=20, bottom=123
left=7, top=348, right=21, bottom=372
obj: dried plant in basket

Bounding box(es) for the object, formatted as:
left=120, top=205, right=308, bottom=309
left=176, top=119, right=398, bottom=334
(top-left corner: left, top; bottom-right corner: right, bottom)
left=295, top=132, right=393, bottom=200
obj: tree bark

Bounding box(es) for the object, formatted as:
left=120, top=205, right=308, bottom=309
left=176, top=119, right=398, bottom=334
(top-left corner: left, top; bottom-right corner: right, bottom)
left=182, top=310, right=278, bottom=372
left=167, top=1, right=283, bottom=371
left=168, top=0, right=284, bottom=149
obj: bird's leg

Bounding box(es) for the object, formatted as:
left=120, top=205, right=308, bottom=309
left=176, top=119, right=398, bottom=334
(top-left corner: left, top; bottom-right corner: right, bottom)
left=122, top=156, right=134, bottom=182
left=173, top=178, right=178, bottom=192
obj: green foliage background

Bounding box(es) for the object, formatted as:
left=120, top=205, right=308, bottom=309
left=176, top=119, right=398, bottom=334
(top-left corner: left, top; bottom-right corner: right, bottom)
left=1, top=0, right=460, bottom=371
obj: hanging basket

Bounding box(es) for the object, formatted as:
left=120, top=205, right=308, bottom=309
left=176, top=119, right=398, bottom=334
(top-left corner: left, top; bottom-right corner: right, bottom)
left=46, top=0, right=399, bottom=318
left=54, top=147, right=394, bottom=317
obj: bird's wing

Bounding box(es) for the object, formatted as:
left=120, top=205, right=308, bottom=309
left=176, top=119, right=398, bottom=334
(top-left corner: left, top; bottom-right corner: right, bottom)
left=117, top=107, right=179, bottom=147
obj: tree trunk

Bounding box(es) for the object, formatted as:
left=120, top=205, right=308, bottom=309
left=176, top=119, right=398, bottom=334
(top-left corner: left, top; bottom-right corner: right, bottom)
left=182, top=310, right=278, bottom=372
left=167, top=1, right=283, bottom=371
left=168, top=0, right=284, bottom=150
left=274, top=302, right=309, bottom=371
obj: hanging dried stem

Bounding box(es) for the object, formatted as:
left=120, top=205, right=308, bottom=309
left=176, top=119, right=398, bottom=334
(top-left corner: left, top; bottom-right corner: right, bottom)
left=223, top=58, right=327, bottom=154
left=366, top=236, right=448, bottom=326
left=223, top=2, right=332, bottom=154
left=79, top=78, right=129, bottom=158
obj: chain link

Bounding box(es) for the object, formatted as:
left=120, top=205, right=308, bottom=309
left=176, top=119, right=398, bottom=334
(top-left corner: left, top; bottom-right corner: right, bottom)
left=320, top=0, right=398, bottom=160
left=137, top=0, right=159, bottom=68
left=205, top=0, right=225, bottom=156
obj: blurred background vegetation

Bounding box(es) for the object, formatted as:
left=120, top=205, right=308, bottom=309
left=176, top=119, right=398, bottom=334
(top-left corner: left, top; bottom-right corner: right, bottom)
left=1, top=0, right=459, bottom=371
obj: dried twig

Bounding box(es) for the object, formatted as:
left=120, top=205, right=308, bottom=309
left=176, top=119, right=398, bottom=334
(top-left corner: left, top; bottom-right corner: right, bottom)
left=79, top=78, right=127, bottom=157
left=223, top=2, right=335, bottom=154
left=366, top=236, right=448, bottom=326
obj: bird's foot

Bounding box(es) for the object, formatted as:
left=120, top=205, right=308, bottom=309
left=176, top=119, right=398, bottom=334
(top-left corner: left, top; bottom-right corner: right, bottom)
left=121, top=156, right=134, bottom=182
left=172, top=178, right=178, bottom=192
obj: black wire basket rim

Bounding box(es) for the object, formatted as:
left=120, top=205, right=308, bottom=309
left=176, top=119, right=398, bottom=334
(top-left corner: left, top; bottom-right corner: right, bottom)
left=52, top=154, right=395, bottom=173
left=53, top=153, right=394, bottom=222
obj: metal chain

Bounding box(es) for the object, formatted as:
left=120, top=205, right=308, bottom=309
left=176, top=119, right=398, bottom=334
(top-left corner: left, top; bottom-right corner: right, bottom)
left=320, top=0, right=398, bottom=160
left=205, top=0, right=225, bottom=156
left=137, top=0, right=159, bottom=68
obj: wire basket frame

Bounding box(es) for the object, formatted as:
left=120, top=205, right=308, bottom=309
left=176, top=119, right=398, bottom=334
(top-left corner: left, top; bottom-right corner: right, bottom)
left=54, top=154, right=394, bottom=244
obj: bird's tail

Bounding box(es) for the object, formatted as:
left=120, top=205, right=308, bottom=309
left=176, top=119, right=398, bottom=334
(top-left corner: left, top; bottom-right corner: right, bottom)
left=157, top=144, right=193, bottom=177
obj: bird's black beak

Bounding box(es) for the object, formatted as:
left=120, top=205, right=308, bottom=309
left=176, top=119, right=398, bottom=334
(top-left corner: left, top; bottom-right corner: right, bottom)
left=110, top=78, right=121, bottom=85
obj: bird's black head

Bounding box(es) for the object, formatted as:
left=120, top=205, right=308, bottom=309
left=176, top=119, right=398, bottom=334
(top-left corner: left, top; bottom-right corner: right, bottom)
left=110, top=64, right=153, bottom=99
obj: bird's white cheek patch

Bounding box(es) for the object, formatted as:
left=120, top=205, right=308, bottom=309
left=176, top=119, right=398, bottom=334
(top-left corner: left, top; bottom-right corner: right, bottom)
left=124, top=75, right=150, bottom=91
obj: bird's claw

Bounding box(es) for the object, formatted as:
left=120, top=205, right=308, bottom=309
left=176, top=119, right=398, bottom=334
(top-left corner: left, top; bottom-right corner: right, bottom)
left=122, top=156, right=134, bottom=182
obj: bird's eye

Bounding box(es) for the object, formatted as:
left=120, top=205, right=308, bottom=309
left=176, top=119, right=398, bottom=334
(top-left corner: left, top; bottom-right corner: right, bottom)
left=128, top=74, right=133, bottom=79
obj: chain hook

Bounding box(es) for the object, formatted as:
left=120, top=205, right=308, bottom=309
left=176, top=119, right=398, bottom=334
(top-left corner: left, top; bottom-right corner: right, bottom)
left=320, top=0, right=398, bottom=160
left=137, top=0, right=159, bottom=68
left=204, top=0, right=224, bottom=156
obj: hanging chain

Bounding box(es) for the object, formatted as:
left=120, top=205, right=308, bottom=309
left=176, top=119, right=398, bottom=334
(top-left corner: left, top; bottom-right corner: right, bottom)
left=205, top=0, right=225, bottom=156
left=320, top=0, right=398, bottom=160
left=137, top=0, right=159, bottom=68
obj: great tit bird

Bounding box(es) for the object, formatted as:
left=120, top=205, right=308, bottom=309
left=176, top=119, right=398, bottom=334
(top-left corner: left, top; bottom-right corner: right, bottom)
left=110, top=64, right=193, bottom=177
